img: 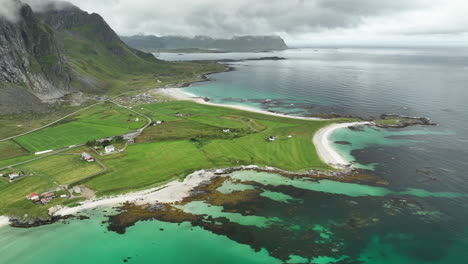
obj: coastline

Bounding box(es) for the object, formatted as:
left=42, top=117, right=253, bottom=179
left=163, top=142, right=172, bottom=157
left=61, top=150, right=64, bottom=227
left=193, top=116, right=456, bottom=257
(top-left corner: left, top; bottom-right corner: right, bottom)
left=313, top=122, right=373, bottom=168
left=54, top=168, right=221, bottom=216
left=155, top=88, right=325, bottom=121
left=12, top=86, right=371, bottom=223
left=155, top=87, right=372, bottom=168
left=53, top=164, right=360, bottom=217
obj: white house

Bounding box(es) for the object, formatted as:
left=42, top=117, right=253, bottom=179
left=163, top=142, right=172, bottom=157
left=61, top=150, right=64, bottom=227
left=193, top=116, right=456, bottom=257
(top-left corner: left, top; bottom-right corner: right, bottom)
left=135, top=118, right=140, bottom=122
left=105, top=145, right=116, bottom=154
left=223, top=129, right=231, bottom=133
left=156, top=120, right=162, bottom=125
left=81, top=152, right=95, bottom=162
left=8, top=172, right=20, bottom=180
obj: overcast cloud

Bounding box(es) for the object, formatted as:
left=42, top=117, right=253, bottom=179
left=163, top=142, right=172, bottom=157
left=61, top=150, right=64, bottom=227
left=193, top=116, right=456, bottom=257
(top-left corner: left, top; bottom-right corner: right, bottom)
left=1, top=0, right=468, bottom=46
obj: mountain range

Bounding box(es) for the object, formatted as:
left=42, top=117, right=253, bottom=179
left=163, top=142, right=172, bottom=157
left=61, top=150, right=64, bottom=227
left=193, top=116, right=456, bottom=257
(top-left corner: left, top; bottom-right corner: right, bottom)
left=120, top=35, right=289, bottom=53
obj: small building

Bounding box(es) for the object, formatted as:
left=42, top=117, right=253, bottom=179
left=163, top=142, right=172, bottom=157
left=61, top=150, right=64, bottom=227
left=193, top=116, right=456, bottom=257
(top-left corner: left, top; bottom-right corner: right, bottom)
left=128, top=139, right=135, bottom=144
left=40, top=198, right=49, bottom=205
left=97, top=137, right=113, bottom=144
left=8, top=172, right=20, bottom=181
left=28, top=193, right=40, bottom=200
left=135, top=118, right=140, bottom=122
left=268, top=136, right=277, bottom=142
left=105, top=145, right=116, bottom=154
left=175, top=112, right=183, bottom=117
left=73, top=186, right=81, bottom=194
left=156, top=120, right=163, bottom=125
left=223, top=129, right=231, bottom=133
left=81, top=152, right=95, bottom=162
left=60, top=194, right=67, bottom=198
left=44, top=193, right=56, bottom=199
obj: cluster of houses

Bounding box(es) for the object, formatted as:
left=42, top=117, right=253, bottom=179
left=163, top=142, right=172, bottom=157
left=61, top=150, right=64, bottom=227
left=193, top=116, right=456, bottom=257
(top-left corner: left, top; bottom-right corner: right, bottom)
left=0, top=171, right=24, bottom=182
left=27, top=192, right=57, bottom=205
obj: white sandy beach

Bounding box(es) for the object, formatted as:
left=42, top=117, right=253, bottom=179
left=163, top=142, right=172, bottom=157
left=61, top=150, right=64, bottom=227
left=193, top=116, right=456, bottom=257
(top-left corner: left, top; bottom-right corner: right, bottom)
left=54, top=169, right=219, bottom=216
left=0, top=216, right=9, bottom=227
left=313, top=122, right=372, bottom=168
left=156, top=88, right=325, bottom=121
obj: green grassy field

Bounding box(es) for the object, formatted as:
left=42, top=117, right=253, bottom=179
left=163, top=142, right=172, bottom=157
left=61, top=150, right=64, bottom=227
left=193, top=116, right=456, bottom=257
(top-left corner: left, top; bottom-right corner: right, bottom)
left=0, top=153, right=103, bottom=217
left=84, top=101, right=351, bottom=195
left=0, top=140, right=29, bottom=161
left=16, top=154, right=103, bottom=185
left=13, top=103, right=146, bottom=152
left=1, top=100, right=351, bottom=218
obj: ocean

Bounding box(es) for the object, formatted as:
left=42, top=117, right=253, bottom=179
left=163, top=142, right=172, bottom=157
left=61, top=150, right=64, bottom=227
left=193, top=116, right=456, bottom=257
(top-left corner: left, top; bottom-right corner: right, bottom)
left=1, top=47, right=467, bottom=263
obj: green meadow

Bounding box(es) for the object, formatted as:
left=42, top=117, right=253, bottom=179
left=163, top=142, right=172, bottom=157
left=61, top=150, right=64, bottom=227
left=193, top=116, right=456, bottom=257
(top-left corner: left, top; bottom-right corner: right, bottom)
left=85, top=101, right=349, bottom=195
left=0, top=100, right=349, bottom=218
left=13, top=103, right=146, bottom=152
left=0, top=153, right=101, bottom=218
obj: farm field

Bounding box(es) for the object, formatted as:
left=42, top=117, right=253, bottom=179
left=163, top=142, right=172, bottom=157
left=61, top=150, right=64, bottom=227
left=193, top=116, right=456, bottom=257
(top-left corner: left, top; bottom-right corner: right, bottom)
left=16, top=154, right=103, bottom=185
left=0, top=152, right=103, bottom=217
left=1, top=100, right=349, bottom=218
left=0, top=140, right=29, bottom=161
left=14, top=103, right=146, bottom=152
left=84, top=101, right=350, bottom=195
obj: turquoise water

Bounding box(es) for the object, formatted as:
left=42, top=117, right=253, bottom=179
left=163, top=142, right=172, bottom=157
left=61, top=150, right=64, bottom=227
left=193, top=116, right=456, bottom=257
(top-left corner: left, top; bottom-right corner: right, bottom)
left=228, top=171, right=465, bottom=198
left=0, top=211, right=281, bottom=264
left=330, top=126, right=454, bottom=170
left=1, top=48, right=468, bottom=263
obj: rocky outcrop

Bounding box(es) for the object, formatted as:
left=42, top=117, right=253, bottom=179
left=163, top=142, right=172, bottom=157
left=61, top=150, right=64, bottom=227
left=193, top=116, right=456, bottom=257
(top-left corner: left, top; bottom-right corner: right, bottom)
left=0, top=4, right=74, bottom=112
left=376, top=114, right=436, bottom=128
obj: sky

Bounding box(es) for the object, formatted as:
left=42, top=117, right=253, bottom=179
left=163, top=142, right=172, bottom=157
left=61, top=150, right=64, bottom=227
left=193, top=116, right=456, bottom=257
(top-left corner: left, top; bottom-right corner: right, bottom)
left=1, top=0, right=468, bottom=46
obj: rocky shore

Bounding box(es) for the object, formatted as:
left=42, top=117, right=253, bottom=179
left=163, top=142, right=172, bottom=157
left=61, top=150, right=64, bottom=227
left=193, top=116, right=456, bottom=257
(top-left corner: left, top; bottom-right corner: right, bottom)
left=375, top=114, right=436, bottom=128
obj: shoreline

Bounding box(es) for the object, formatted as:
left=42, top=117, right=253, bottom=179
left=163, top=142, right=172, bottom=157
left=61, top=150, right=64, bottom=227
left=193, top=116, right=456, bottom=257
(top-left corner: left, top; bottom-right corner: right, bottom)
left=155, top=87, right=372, bottom=168
left=313, top=122, right=373, bottom=168
left=155, top=88, right=325, bottom=121
left=4, top=87, right=372, bottom=225
left=54, top=168, right=221, bottom=216
left=54, top=164, right=359, bottom=217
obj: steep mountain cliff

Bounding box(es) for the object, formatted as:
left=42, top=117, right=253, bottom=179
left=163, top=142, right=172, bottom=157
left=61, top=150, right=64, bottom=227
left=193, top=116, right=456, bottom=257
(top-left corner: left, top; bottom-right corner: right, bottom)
left=0, top=1, right=221, bottom=114
left=0, top=4, right=73, bottom=110
left=121, top=35, right=289, bottom=53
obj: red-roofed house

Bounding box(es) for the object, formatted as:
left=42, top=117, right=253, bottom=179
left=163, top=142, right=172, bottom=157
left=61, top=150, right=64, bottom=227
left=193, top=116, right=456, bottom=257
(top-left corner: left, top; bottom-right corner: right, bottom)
left=81, top=152, right=95, bottom=162
left=28, top=193, right=39, bottom=200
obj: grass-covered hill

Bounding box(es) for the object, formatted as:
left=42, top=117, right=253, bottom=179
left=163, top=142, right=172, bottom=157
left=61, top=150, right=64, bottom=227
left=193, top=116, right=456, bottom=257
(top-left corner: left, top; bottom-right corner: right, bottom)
left=0, top=1, right=224, bottom=114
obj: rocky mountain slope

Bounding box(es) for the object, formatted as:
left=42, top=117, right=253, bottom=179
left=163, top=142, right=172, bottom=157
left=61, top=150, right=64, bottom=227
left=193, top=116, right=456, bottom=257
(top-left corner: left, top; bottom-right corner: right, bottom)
left=0, top=3, right=73, bottom=112
left=121, top=35, right=289, bottom=52
left=0, top=1, right=219, bottom=114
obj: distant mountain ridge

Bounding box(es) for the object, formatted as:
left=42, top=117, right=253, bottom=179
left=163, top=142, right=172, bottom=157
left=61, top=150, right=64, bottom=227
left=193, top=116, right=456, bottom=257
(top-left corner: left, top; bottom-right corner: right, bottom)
left=121, top=35, right=289, bottom=52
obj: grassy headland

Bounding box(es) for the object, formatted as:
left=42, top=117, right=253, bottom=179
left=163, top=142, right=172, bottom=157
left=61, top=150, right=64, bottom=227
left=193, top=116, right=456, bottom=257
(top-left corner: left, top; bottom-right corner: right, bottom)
left=0, top=100, right=351, bottom=219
